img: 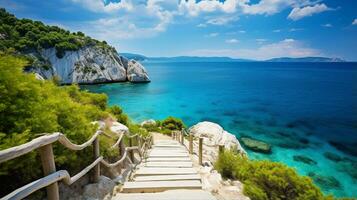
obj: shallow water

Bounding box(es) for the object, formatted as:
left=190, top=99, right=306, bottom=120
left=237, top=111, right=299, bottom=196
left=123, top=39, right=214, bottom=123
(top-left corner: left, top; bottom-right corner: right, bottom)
left=82, top=61, right=357, bottom=197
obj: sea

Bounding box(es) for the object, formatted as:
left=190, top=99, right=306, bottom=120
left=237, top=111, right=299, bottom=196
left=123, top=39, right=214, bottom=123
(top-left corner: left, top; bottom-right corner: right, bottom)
left=82, top=61, right=357, bottom=197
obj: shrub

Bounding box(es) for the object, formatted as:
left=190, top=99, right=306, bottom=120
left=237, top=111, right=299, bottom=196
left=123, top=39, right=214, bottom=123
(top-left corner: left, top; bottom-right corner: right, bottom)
left=0, top=54, right=110, bottom=196
left=108, top=105, right=129, bottom=125
left=161, top=116, right=185, bottom=130
left=215, top=150, right=333, bottom=200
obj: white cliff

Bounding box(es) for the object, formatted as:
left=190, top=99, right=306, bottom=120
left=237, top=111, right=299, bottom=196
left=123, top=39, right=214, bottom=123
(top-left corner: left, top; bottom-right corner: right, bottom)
left=30, top=45, right=150, bottom=84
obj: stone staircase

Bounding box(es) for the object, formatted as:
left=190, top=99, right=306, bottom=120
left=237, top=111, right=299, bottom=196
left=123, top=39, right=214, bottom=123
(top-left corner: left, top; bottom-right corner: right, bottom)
left=113, top=139, right=216, bottom=200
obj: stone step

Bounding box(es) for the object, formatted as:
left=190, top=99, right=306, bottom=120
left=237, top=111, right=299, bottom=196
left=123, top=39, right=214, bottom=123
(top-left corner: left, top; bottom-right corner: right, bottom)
left=134, top=174, right=201, bottom=182
left=135, top=167, right=197, bottom=176
left=114, top=189, right=216, bottom=200
left=150, top=150, right=188, bottom=154
left=146, top=157, right=192, bottom=162
left=152, top=145, right=185, bottom=148
left=121, top=180, right=202, bottom=193
left=144, top=161, right=193, bottom=168
left=148, top=153, right=189, bottom=157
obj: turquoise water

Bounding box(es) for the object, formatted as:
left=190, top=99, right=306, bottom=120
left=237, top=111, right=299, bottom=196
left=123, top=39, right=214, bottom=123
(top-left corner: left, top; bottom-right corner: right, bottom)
left=83, top=62, right=357, bottom=197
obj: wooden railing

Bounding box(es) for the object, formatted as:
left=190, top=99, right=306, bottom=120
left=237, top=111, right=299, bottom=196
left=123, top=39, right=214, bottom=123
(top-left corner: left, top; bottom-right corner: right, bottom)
left=171, top=129, right=225, bottom=166
left=0, top=130, right=152, bottom=200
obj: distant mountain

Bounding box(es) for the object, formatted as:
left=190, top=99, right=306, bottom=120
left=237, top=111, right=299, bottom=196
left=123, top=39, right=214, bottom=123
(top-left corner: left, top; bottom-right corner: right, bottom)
left=121, top=53, right=347, bottom=63
left=120, top=53, right=148, bottom=61
left=120, top=54, right=253, bottom=62
left=265, top=57, right=345, bottom=62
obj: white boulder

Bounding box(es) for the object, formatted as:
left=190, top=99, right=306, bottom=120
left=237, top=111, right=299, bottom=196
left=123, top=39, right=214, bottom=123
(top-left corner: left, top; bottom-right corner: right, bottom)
left=189, top=121, right=246, bottom=164
left=140, top=119, right=156, bottom=127
left=82, top=176, right=115, bottom=200
left=127, top=60, right=150, bottom=82
left=110, top=121, right=129, bottom=135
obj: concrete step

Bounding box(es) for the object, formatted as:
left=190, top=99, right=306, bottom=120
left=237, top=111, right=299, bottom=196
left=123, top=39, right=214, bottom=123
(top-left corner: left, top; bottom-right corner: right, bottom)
left=135, top=167, right=197, bottom=176
left=114, top=190, right=216, bottom=200
left=150, top=150, right=188, bottom=154
left=121, top=180, right=202, bottom=193
left=146, top=157, right=192, bottom=162
left=148, top=153, right=189, bottom=157
left=134, top=174, right=201, bottom=182
left=144, top=161, right=193, bottom=168
left=152, top=145, right=185, bottom=148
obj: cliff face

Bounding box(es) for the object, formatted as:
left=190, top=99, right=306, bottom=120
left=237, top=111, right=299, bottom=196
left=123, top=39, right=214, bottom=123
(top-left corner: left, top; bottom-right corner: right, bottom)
left=29, top=45, right=150, bottom=84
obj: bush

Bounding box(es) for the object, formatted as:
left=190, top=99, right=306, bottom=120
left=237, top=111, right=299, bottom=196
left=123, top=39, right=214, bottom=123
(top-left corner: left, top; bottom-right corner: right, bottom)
left=161, top=116, right=185, bottom=130
left=215, top=150, right=335, bottom=200
left=108, top=105, right=129, bottom=125
left=0, top=54, right=110, bottom=196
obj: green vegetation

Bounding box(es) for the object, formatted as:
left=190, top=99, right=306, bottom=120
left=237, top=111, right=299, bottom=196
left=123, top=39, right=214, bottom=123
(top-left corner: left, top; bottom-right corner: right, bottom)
left=215, top=150, right=351, bottom=200
left=140, top=116, right=185, bottom=135
left=0, top=54, right=140, bottom=197
left=0, top=8, right=114, bottom=61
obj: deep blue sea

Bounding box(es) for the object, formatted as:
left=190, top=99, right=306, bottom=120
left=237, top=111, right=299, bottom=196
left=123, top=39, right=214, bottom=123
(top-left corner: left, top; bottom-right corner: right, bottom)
left=83, top=61, right=357, bottom=197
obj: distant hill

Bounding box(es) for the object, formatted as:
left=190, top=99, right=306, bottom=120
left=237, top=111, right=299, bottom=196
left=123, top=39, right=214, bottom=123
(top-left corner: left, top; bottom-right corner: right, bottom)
left=265, top=57, right=345, bottom=62
left=120, top=54, right=253, bottom=62
left=120, top=53, right=147, bottom=61
left=121, top=53, right=346, bottom=63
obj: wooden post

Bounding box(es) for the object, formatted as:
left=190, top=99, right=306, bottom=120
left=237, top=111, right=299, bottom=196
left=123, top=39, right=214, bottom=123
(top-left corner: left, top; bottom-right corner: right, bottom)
left=189, top=134, right=193, bottom=154
left=39, top=144, right=59, bottom=200
left=180, top=130, right=184, bottom=145
left=219, top=145, right=225, bottom=154
left=129, top=137, right=134, bottom=162
left=92, top=138, right=100, bottom=183
left=118, top=138, right=125, bottom=173
left=199, top=138, right=203, bottom=165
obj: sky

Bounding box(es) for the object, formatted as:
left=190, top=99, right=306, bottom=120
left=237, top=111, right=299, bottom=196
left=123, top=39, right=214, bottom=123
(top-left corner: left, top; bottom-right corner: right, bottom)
left=1, top=0, right=357, bottom=61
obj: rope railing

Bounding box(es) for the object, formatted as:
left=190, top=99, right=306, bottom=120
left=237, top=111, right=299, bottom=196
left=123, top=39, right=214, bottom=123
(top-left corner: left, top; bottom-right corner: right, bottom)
left=0, top=129, right=153, bottom=200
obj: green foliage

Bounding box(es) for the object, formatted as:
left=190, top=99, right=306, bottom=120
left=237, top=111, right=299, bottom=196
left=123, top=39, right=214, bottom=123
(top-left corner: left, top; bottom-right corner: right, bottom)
left=0, top=8, right=115, bottom=60
left=161, top=116, right=185, bottom=130
left=108, top=105, right=129, bottom=125
left=214, top=150, right=340, bottom=200
left=0, top=54, right=109, bottom=196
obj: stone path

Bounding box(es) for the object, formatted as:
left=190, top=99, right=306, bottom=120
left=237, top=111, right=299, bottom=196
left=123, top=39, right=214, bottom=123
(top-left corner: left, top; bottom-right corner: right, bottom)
left=113, top=139, right=216, bottom=200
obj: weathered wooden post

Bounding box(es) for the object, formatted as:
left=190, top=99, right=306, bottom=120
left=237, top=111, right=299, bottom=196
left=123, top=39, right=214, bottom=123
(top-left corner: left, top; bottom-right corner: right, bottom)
left=129, top=137, right=134, bottom=162
left=92, top=137, right=100, bottom=183
left=39, top=144, right=59, bottom=200
left=180, top=129, right=184, bottom=145
left=118, top=138, right=125, bottom=172
left=219, top=145, right=225, bottom=154
left=199, top=137, right=203, bottom=165
left=189, top=134, right=193, bottom=154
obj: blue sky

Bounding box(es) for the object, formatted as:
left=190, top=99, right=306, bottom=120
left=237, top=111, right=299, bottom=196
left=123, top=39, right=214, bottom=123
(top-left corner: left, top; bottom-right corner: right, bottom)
left=1, top=0, right=357, bottom=60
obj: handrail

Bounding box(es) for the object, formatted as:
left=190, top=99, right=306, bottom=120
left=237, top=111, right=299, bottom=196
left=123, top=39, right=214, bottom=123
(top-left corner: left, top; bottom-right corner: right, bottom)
left=0, top=128, right=153, bottom=200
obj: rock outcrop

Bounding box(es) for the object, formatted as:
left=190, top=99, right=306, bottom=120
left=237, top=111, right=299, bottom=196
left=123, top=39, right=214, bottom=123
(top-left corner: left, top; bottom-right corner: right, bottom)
left=189, top=121, right=246, bottom=165
left=28, top=45, right=150, bottom=84
left=240, top=137, right=271, bottom=154
left=127, top=60, right=150, bottom=82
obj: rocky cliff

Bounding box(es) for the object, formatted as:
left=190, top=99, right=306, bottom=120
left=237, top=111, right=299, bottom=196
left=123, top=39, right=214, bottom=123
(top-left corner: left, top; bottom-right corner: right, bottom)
left=27, top=45, right=150, bottom=84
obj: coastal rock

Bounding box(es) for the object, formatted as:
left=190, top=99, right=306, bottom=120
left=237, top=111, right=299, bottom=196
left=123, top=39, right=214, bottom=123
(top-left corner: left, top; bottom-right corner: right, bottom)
left=308, top=172, right=341, bottom=190
left=323, top=152, right=343, bottom=162
left=126, top=59, right=150, bottom=82
left=140, top=119, right=156, bottom=127
left=82, top=176, right=115, bottom=200
left=110, top=121, right=129, bottom=135
left=240, top=137, right=271, bottom=154
left=189, top=121, right=246, bottom=165
left=28, top=45, right=150, bottom=84
left=293, top=155, right=317, bottom=165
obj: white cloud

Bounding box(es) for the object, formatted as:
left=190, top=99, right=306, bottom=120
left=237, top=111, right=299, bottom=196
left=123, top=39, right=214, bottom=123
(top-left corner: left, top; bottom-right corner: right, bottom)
left=256, top=38, right=267, bottom=44
left=288, top=3, right=331, bottom=21
left=188, top=39, right=321, bottom=60
left=225, top=39, right=239, bottom=43
left=352, top=19, right=357, bottom=25
left=206, top=16, right=238, bottom=25
left=273, top=29, right=281, bottom=33
left=289, top=28, right=303, bottom=32
left=322, top=23, right=332, bottom=27
left=197, top=23, right=207, bottom=28
left=71, top=0, right=133, bottom=12
left=205, top=32, right=219, bottom=37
